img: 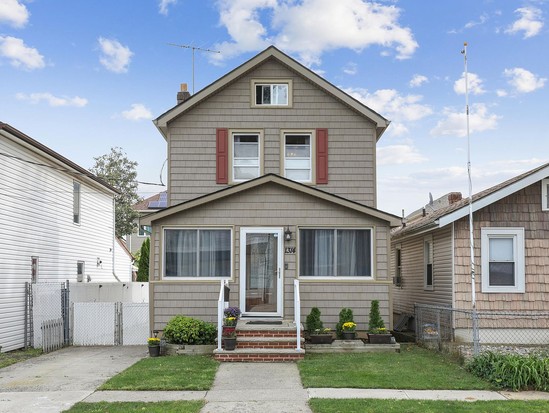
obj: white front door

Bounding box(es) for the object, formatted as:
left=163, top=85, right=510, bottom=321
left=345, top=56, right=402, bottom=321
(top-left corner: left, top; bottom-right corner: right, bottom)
left=239, top=227, right=283, bottom=317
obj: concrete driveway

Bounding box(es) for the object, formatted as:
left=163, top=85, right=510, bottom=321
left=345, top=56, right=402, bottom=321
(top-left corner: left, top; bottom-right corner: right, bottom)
left=0, top=346, right=146, bottom=413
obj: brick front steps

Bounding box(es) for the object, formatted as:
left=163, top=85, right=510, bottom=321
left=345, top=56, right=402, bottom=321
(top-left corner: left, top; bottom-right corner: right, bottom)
left=214, top=319, right=305, bottom=362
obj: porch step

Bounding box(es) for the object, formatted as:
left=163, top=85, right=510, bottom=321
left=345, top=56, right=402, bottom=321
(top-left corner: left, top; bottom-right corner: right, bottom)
left=214, top=319, right=305, bottom=362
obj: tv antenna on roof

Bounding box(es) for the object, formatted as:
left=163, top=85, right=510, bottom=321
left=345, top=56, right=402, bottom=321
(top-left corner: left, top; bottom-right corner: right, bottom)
left=167, top=43, right=221, bottom=94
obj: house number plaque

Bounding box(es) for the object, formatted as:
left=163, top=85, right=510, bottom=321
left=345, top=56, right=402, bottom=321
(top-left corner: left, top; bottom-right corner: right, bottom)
left=285, top=247, right=296, bottom=254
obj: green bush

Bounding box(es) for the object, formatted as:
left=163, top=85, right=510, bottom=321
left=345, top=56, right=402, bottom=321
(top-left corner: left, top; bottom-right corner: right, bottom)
left=136, top=238, right=150, bottom=282
left=368, top=300, right=385, bottom=332
left=335, top=308, right=354, bottom=339
left=306, top=307, right=324, bottom=332
left=163, top=316, right=217, bottom=345
left=466, top=351, right=549, bottom=391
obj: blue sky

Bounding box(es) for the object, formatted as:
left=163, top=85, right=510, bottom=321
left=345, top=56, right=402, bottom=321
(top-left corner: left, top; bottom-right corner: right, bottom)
left=1, top=0, right=547, bottom=216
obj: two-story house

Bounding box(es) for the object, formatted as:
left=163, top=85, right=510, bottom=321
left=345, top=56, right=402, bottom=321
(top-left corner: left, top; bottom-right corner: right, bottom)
left=142, top=46, right=400, bottom=341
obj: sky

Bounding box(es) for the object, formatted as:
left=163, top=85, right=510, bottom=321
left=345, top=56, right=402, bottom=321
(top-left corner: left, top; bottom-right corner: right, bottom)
left=1, top=0, right=548, bottom=216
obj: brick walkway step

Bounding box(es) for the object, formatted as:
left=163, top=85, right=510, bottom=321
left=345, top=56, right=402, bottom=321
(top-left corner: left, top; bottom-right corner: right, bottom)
left=213, top=348, right=305, bottom=362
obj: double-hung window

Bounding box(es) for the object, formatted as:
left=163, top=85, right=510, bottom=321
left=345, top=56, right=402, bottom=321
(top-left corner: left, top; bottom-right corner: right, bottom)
left=232, top=133, right=260, bottom=182
left=73, top=181, right=81, bottom=224
left=299, top=228, right=372, bottom=278
left=284, top=133, right=312, bottom=182
left=542, top=179, right=549, bottom=211
left=164, top=228, right=232, bottom=278
left=424, top=237, right=433, bottom=290
left=481, top=228, right=525, bottom=293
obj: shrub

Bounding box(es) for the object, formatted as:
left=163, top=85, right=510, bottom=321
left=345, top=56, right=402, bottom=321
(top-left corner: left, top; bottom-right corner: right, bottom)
left=466, top=351, right=549, bottom=391
left=335, top=308, right=354, bottom=338
left=306, top=307, right=324, bottom=332
left=136, top=238, right=150, bottom=282
left=163, top=315, right=217, bottom=345
left=368, top=300, right=385, bottom=333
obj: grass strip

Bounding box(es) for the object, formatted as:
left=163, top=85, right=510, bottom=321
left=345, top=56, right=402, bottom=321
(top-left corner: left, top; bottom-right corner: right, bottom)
left=309, top=398, right=549, bottom=413
left=63, top=401, right=204, bottom=413
left=99, top=355, right=218, bottom=391
left=299, top=345, right=493, bottom=390
left=0, top=348, right=42, bottom=369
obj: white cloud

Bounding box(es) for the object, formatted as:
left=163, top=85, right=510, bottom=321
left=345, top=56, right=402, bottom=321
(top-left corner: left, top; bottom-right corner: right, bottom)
left=430, top=103, right=500, bottom=137
left=454, top=72, right=485, bottom=95
left=409, top=74, right=428, bottom=88
left=343, top=62, right=358, bottom=75
left=97, top=37, right=133, bottom=73
left=16, top=92, right=88, bottom=107
left=377, top=144, right=427, bottom=165
left=159, top=0, right=177, bottom=15
left=212, top=0, right=418, bottom=66
left=503, top=67, right=546, bottom=93
left=496, top=89, right=508, bottom=97
left=464, top=13, right=488, bottom=29
left=0, top=36, right=44, bottom=70
left=0, top=0, right=29, bottom=28
left=505, top=7, right=543, bottom=38
left=121, top=104, right=153, bottom=121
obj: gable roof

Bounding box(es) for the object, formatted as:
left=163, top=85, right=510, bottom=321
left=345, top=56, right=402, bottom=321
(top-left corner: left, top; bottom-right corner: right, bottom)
left=133, top=191, right=167, bottom=212
left=141, top=173, right=401, bottom=226
left=393, top=162, right=549, bottom=238
left=154, top=46, right=389, bottom=141
left=0, top=121, right=118, bottom=194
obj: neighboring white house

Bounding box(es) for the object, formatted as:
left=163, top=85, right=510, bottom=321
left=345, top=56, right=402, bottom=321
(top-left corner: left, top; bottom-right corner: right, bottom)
left=0, top=122, right=132, bottom=352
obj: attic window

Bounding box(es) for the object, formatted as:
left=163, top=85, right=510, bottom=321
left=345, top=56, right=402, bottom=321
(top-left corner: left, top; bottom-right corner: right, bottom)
left=251, top=79, right=292, bottom=107
left=542, top=179, right=549, bottom=211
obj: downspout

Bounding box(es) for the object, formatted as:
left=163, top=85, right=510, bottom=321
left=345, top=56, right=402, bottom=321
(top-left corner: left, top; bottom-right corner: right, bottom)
left=112, top=197, right=121, bottom=282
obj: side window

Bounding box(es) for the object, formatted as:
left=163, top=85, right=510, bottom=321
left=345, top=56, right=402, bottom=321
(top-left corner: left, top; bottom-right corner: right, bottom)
left=77, top=261, right=85, bottom=282
left=424, top=237, right=433, bottom=290
left=232, top=133, right=261, bottom=182
left=394, top=245, right=402, bottom=287
left=283, top=133, right=312, bottom=182
left=73, top=181, right=81, bottom=224
left=31, top=256, right=39, bottom=283
left=138, top=225, right=151, bottom=237
left=542, top=178, right=549, bottom=211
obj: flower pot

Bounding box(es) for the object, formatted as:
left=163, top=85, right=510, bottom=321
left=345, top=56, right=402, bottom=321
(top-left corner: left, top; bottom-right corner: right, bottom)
left=223, top=336, right=237, bottom=351
left=148, top=345, right=160, bottom=357
left=309, top=334, right=333, bottom=344
left=342, top=331, right=356, bottom=340
left=368, top=333, right=392, bottom=344
left=222, top=326, right=236, bottom=336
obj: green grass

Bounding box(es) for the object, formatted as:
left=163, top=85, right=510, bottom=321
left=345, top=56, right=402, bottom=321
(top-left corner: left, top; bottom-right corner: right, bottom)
left=63, top=401, right=204, bottom=413
left=309, top=399, right=549, bottom=413
left=99, top=355, right=219, bottom=391
left=298, top=345, right=493, bottom=390
left=0, top=348, right=42, bottom=369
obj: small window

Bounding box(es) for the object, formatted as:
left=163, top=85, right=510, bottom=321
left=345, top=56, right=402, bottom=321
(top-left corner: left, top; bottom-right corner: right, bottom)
left=251, top=79, right=292, bottom=107
left=284, top=133, right=312, bottom=182
left=299, top=228, right=372, bottom=278
left=138, top=225, right=151, bottom=237
left=232, top=133, right=261, bottom=182
left=164, top=228, right=232, bottom=278
left=542, top=179, right=549, bottom=211
left=424, top=238, right=433, bottom=290
left=77, top=261, right=85, bottom=282
left=73, top=181, right=81, bottom=224
left=394, top=245, right=402, bottom=287
left=481, top=228, right=525, bottom=293
left=31, top=256, right=39, bottom=283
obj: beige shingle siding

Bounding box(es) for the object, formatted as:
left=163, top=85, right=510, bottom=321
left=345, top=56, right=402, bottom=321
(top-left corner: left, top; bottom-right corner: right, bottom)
left=454, top=183, right=549, bottom=312
left=391, top=225, right=453, bottom=316
left=149, top=182, right=391, bottom=331
left=167, top=60, right=377, bottom=207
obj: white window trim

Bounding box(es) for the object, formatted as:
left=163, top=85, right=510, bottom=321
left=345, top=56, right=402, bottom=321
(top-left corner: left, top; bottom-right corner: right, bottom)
left=424, top=236, right=433, bottom=291
left=481, top=227, right=525, bottom=293
left=542, top=178, right=549, bottom=211
left=251, top=79, right=293, bottom=108
left=229, top=130, right=264, bottom=184
left=161, top=227, right=233, bottom=281
left=280, top=130, right=316, bottom=184
left=297, top=226, right=375, bottom=280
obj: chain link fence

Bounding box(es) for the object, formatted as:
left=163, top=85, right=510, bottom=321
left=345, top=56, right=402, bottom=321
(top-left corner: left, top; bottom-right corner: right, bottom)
left=415, top=304, right=549, bottom=358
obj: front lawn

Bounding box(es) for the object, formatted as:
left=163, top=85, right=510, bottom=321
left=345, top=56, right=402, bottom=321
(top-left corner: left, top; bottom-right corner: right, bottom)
left=99, top=355, right=219, bottom=391
left=63, top=401, right=204, bottom=413
left=299, top=345, right=493, bottom=390
left=309, top=399, right=549, bottom=413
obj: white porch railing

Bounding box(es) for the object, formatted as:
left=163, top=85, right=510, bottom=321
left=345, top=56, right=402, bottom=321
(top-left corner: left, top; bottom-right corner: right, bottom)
left=217, top=280, right=228, bottom=351
left=294, top=279, right=301, bottom=351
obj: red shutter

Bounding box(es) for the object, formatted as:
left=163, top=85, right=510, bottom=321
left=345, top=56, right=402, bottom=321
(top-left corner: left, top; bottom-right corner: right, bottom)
left=316, top=128, right=328, bottom=184
left=216, top=128, right=228, bottom=184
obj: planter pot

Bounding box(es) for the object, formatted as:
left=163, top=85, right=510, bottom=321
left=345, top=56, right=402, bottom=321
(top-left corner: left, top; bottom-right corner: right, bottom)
left=309, top=334, right=333, bottom=344
left=342, top=331, right=356, bottom=340
left=223, top=326, right=236, bottom=336
left=368, top=333, right=392, bottom=344
left=223, top=337, right=237, bottom=351
left=148, top=345, right=161, bottom=357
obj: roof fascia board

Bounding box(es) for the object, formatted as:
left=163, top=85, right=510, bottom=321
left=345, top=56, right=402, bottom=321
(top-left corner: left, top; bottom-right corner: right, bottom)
left=438, top=167, right=549, bottom=227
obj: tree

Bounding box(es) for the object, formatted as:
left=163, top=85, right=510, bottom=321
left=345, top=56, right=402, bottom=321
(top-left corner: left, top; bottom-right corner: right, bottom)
left=90, top=147, right=140, bottom=237
left=136, top=238, right=150, bottom=282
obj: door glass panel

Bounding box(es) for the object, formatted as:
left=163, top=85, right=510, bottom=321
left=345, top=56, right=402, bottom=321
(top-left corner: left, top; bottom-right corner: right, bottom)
left=245, top=233, right=278, bottom=313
